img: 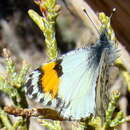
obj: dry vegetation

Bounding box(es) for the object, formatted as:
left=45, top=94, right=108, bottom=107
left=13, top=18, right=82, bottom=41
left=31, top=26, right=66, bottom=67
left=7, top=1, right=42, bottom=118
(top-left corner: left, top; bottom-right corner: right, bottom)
left=0, top=0, right=130, bottom=130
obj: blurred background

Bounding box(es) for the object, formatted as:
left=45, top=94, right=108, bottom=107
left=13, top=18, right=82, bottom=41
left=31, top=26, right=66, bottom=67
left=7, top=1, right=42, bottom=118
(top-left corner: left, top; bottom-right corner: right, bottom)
left=0, top=0, right=130, bottom=130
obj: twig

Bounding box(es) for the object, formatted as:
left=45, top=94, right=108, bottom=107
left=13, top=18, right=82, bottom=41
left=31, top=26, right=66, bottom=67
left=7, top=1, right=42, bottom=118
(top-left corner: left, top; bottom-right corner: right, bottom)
left=67, top=0, right=101, bottom=38
left=4, top=106, right=63, bottom=121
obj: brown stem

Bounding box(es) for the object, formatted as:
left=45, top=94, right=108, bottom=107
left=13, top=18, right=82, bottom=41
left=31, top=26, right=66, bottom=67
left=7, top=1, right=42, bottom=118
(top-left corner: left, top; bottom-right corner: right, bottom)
left=4, top=106, right=63, bottom=121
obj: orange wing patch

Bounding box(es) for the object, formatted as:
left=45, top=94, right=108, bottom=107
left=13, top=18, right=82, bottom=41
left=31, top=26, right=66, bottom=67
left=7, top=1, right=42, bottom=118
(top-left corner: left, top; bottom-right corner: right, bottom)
left=41, top=61, right=62, bottom=98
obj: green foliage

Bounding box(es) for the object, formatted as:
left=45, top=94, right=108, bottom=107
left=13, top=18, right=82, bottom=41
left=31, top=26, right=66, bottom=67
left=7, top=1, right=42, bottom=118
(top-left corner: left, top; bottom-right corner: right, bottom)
left=28, top=0, right=61, bottom=60
left=0, top=49, right=29, bottom=129
left=0, top=108, right=12, bottom=129
left=39, top=120, right=63, bottom=130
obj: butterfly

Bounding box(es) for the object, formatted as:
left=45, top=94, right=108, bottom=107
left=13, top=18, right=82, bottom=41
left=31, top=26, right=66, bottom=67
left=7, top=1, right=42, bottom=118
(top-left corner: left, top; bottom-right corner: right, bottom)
left=24, top=14, right=118, bottom=121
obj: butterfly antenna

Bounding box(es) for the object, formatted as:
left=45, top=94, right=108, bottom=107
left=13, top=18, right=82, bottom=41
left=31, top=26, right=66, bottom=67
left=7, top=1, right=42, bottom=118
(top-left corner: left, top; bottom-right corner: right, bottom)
left=83, top=9, right=100, bottom=35
left=110, top=8, right=116, bottom=19
left=83, top=8, right=116, bottom=36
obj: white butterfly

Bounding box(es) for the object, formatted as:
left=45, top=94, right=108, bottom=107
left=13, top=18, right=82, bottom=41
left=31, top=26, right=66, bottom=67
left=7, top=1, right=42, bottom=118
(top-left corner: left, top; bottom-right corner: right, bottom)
left=24, top=28, right=118, bottom=120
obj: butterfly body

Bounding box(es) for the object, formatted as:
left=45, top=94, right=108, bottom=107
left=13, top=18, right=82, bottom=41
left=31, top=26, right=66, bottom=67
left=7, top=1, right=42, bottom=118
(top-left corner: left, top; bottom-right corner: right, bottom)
left=24, top=31, right=117, bottom=120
